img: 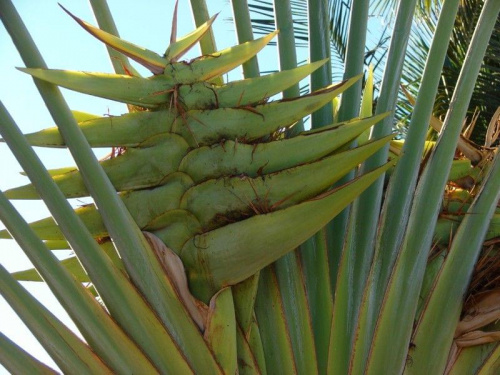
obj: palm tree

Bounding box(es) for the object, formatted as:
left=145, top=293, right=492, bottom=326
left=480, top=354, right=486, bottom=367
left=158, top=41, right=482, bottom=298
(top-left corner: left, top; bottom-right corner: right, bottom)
left=403, top=0, right=500, bottom=145
left=249, top=0, right=500, bottom=143
left=0, top=0, right=499, bottom=374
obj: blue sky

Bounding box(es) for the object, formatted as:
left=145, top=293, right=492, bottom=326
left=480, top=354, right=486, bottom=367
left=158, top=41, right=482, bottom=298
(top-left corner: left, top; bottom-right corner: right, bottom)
left=0, top=0, right=298, bottom=371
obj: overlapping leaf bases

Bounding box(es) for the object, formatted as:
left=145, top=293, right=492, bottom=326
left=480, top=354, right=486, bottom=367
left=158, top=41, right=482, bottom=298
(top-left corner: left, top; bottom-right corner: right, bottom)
left=2, top=9, right=394, bottom=300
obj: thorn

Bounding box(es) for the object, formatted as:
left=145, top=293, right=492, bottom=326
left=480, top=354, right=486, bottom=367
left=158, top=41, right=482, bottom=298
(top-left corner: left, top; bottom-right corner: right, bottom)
left=59, top=3, right=84, bottom=26
left=170, top=0, right=179, bottom=45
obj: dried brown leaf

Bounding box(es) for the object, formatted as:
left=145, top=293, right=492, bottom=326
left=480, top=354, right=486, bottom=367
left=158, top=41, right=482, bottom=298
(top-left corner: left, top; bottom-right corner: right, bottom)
left=485, top=107, right=500, bottom=148
left=456, top=289, right=500, bottom=338
left=455, top=330, right=500, bottom=347
left=143, top=231, right=208, bottom=330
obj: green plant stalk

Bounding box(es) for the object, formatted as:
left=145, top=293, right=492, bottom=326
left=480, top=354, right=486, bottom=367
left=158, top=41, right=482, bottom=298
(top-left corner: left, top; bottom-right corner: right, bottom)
left=274, top=254, right=318, bottom=374
left=350, top=0, right=417, bottom=247
left=189, top=0, right=223, bottom=85
left=254, top=267, right=297, bottom=374
left=446, top=341, right=499, bottom=375
left=88, top=0, right=140, bottom=76
left=248, top=321, right=267, bottom=374
left=272, top=246, right=318, bottom=366
left=414, top=251, right=446, bottom=321
left=0, top=332, right=58, bottom=375
left=269, top=1, right=315, bottom=368
left=329, top=1, right=417, bottom=373
left=336, top=0, right=369, bottom=123
left=327, top=211, right=358, bottom=374
left=236, top=323, right=264, bottom=374
left=307, top=0, right=332, bottom=129
left=12, top=241, right=125, bottom=283
left=231, top=0, right=259, bottom=79
left=367, top=1, right=500, bottom=373
left=407, top=150, right=500, bottom=374
left=228, top=0, right=261, bottom=335
left=42, top=240, right=69, bottom=250
left=273, top=0, right=303, bottom=135
left=0, top=3, right=210, bottom=373
left=325, top=0, right=370, bottom=299
left=232, top=274, right=260, bottom=334
left=299, top=230, right=332, bottom=373
left=350, top=0, right=461, bottom=372
left=476, top=344, right=500, bottom=375
left=204, top=288, right=238, bottom=374
left=0, top=101, right=176, bottom=373
left=0, top=151, right=156, bottom=373
left=326, top=0, right=371, bottom=372
left=0, top=103, right=190, bottom=373
left=300, top=1, right=334, bottom=371
left=0, top=265, right=113, bottom=374
left=189, top=0, right=217, bottom=54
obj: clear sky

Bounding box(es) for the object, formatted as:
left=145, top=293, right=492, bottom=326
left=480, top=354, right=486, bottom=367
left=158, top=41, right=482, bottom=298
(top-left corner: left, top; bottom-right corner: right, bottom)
left=0, top=0, right=291, bottom=371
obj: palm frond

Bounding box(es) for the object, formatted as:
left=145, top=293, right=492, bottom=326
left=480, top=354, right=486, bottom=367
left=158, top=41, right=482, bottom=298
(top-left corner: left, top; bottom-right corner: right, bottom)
left=396, top=0, right=500, bottom=144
